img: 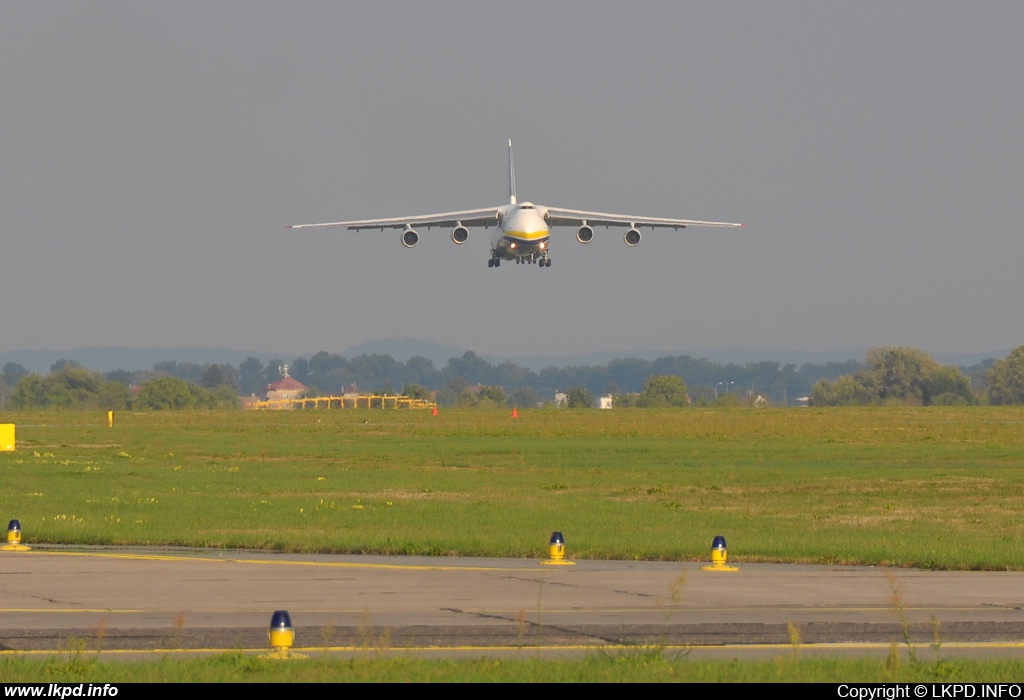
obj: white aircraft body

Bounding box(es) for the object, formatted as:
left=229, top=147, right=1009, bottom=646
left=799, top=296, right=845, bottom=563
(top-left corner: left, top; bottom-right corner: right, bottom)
left=288, top=142, right=743, bottom=268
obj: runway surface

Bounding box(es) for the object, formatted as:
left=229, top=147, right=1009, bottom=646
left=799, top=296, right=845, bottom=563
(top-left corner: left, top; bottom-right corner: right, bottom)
left=2, top=547, right=1023, bottom=658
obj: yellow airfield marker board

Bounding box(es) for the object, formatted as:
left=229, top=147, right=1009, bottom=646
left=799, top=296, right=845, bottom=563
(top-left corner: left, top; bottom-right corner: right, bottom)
left=0, top=424, right=14, bottom=451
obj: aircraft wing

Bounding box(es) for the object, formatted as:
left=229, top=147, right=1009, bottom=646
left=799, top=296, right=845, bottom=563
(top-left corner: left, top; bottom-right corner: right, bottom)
left=543, top=206, right=743, bottom=230
left=288, top=207, right=501, bottom=231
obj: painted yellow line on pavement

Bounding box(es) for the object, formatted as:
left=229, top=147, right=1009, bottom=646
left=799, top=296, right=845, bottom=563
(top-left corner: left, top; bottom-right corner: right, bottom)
left=1, top=606, right=1000, bottom=617
left=0, top=609, right=144, bottom=613
left=4, top=641, right=1024, bottom=657
left=28, top=550, right=548, bottom=572
left=430, top=606, right=1002, bottom=614
left=230, top=557, right=547, bottom=573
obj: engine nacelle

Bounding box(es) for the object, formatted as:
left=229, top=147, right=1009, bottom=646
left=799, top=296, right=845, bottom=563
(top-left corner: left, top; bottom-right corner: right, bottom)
left=452, top=226, right=469, bottom=245
left=576, top=225, right=594, bottom=244
left=624, top=228, right=641, bottom=247
left=401, top=228, right=420, bottom=248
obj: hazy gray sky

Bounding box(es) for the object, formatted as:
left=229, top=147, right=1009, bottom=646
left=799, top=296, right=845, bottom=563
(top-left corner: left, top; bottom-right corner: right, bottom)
left=2, top=2, right=1021, bottom=359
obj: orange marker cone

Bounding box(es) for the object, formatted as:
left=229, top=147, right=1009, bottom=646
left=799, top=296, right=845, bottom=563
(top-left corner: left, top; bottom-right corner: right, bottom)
left=512, top=408, right=519, bottom=418
left=432, top=407, right=439, bottom=416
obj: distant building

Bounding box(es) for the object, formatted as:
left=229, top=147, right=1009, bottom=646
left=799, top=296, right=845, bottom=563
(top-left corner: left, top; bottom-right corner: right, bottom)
left=599, top=395, right=613, bottom=409
left=753, top=395, right=769, bottom=408
left=265, top=376, right=306, bottom=402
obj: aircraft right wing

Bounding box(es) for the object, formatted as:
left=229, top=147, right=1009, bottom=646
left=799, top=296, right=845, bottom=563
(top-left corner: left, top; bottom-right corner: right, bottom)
left=543, top=206, right=743, bottom=230
left=288, top=207, right=501, bottom=231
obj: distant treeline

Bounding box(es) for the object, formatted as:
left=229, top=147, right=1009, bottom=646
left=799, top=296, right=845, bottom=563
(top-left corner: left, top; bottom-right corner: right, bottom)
left=250, top=351, right=862, bottom=404
left=1, top=345, right=1017, bottom=410
left=812, top=345, right=1024, bottom=407
left=0, top=361, right=238, bottom=411
left=235, top=349, right=1004, bottom=406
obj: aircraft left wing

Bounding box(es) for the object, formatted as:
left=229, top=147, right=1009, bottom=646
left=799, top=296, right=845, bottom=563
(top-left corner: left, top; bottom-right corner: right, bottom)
left=288, top=207, right=501, bottom=231
left=543, top=206, right=743, bottom=230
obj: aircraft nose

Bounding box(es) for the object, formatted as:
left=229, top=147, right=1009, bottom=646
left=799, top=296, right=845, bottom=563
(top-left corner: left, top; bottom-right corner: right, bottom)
left=511, top=210, right=548, bottom=233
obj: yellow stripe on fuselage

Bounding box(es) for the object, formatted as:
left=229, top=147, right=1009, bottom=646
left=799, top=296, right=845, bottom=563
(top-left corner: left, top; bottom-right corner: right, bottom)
left=504, top=229, right=550, bottom=242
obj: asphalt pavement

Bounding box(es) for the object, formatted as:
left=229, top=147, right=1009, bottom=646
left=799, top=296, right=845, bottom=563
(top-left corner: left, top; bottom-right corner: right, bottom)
left=2, top=547, right=1023, bottom=659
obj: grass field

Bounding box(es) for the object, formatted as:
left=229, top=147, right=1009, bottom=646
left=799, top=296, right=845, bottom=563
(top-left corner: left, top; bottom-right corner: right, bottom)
left=4, top=651, right=1024, bottom=682
left=2, top=407, right=1024, bottom=568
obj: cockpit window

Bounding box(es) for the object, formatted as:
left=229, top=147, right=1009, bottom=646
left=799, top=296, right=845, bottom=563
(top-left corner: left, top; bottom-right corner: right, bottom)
left=520, top=203, right=534, bottom=209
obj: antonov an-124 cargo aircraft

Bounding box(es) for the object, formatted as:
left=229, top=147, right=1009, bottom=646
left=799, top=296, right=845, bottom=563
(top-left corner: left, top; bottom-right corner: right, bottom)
left=288, top=141, right=743, bottom=268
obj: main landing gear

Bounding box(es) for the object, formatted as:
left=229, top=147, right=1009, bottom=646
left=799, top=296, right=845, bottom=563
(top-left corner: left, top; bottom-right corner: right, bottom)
left=489, top=255, right=550, bottom=268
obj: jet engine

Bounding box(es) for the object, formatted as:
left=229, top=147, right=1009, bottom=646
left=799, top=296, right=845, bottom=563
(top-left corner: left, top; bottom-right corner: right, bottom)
left=401, top=228, right=420, bottom=248
left=576, top=225, right=594, bottom=244
left=624, top=228, right=641, bottom=247
left=451, top=226, right=469, bottom=245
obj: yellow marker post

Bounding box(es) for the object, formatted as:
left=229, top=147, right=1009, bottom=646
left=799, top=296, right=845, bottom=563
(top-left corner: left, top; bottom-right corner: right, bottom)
left=1, top=519, right=31, bottom=552
left=0, top=424, right=14, bottom=452
left=108, top=411, right=114, bottom=428
left=541, top=530, right=575, bottom=566
left=701, top=535, right=738, bottom=571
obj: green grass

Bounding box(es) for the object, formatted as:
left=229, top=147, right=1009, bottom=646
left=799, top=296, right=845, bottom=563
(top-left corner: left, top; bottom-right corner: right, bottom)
left=3, top=650, right=1024, bottom=682
left=2, top=407, right=1024, bottom=568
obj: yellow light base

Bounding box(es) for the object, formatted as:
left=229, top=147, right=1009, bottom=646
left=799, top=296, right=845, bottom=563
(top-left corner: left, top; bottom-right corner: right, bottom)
left=700, top=563, right=738, bottom=571
left=0, top=544, right=31, bottom=552
left=541, top=559, right=575, bottom=566
left=260, top=649, right=308, bottom=660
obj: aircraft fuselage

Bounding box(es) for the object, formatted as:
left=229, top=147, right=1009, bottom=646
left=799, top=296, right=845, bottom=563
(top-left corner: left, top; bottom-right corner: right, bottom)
left=492, top=202, right=550, bottom=264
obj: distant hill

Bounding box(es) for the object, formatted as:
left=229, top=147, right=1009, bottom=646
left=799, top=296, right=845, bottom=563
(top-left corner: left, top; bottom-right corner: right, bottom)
left=337, top=339, right=876, bottom=370
left=341, top=339, right=1011, bottom=371
left=0, top=341, right=1010, bottom=375
left=479, top=348, right=873, bottom=371
left=933, top=350, right=1013, bottom=367
left=339, top=339, right=469, bottom=368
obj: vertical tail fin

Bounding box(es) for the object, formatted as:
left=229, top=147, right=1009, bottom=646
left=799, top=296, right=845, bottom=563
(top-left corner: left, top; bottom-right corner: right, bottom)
left=508, top=139, right=517, bottom=204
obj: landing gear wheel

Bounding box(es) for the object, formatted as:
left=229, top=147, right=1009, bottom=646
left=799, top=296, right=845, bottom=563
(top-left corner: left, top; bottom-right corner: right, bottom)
left=487, top=259, right=493, bottom=268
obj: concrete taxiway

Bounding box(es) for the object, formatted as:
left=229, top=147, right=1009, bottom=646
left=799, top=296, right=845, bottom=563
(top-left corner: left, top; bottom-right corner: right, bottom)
left=2, top=547, right=1023, bottom=659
